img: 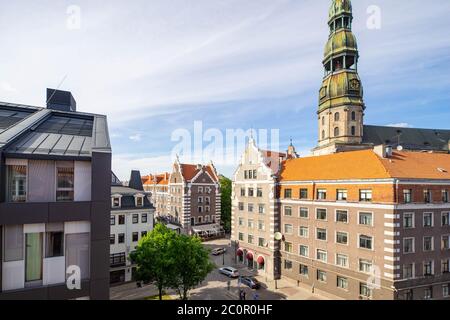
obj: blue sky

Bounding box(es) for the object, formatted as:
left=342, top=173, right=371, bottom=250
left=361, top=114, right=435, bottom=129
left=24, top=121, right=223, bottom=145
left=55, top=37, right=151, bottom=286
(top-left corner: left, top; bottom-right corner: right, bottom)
left=1, top=0, right=450, bottom=180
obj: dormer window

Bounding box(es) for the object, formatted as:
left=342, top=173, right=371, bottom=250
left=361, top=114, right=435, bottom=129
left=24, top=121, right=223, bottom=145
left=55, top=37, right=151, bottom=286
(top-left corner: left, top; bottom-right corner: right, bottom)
left=136, top=195, right=144, bottom=207
left=112, top=196, right=122, bottom=208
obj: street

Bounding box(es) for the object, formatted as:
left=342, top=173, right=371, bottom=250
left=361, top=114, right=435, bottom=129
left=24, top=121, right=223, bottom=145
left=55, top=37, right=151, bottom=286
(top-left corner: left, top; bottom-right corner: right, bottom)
left=110, top=237, right=327, bottom=300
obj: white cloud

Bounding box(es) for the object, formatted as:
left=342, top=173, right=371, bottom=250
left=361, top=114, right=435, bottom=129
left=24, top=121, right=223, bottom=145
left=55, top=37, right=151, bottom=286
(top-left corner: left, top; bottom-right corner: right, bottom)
left=129, top=133, right=142, bottom=142
left=0, top=81, right=18, bottom=93
left=386, top=123, right=412, bottom=128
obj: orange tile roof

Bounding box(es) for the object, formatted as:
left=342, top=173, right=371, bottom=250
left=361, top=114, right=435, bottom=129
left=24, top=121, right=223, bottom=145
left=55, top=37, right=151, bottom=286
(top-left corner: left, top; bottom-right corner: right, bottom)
left=280, top=149, right=450, bottom=181
left=142, top=173, right=170, bottom=185
left=180, top=164, right=218, bottom=182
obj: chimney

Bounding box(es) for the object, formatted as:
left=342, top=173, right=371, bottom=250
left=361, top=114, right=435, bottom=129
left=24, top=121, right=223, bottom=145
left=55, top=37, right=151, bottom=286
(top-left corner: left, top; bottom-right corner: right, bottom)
left=374, top=144, right=392, bottom=158
left=197, top=164, right=203, bottom=170
left=46, top=88, right=77, bottom=112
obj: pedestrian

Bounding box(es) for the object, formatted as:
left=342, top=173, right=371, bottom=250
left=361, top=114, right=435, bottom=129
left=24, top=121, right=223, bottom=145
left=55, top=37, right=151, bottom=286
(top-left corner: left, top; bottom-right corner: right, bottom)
left=227, top=280, right=231, bottom=291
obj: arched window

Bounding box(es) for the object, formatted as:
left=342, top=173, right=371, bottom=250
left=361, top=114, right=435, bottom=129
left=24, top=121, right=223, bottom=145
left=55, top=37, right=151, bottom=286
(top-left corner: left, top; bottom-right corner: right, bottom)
left=334, top=112, right=340, bottom=122
left=334, top=127, right=340, bottom=137
left=322, top=116, right=325, bottom=126
left=351, top=111, right=356, bottom=121
left=322, top=130, right=325, bottom=140
left=351, top=126, right=356, bottom=136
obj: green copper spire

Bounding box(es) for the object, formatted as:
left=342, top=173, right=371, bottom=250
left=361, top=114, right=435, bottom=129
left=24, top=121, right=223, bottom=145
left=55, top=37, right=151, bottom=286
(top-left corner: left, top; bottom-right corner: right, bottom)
left=318, top=0, right=364, bottom=113
left=314, top=0, right=365, bottom=153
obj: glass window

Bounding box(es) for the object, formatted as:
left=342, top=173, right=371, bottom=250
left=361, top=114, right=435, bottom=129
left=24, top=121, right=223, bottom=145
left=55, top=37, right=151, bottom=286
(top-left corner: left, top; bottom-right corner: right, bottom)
left=299, top=245, right=309, bottom=257
left=141, top=231, right=147, bottom=238
left=336, top=189, right=347, bottom=201
left=299, top=188, right=308, bottom=199
left=141, top=214, right=148, bottom=223
left=403, top=238, right=415, bottom=253
left=7, top=165, right=27, bottom=202
left=258, top=204, right=265, bottom=214
left=316, top=249, right=327, bottom=262
left=424, top=189, right=432, bottom=203
left=4, top=225, right=24, bottom=262
left=118, top=233, right=125, bottom=243
left=112, top=197, right=120, bottom=208
left=132, top=214, right=139, bottom=224
left=317, top=270, right=327, bottom=282
left=403, top=264, right=414, bottom=279
left=359, top=235, right=373, bottom=250
left=441, top=235, right=449, bottom=250
left=132, top=232, right=139, bottom=242
left=257, top=188, right=263, bottom=197
left=317, top=189, right=327, bottom=200
left=240, top=188, right=246, bottom=196
left=258, top=238, right=265, bottom=247
left=334, top=127, right=339, bottom=137
left=46, top=223, right=64, bottom=258
left=238, top=202, right=244, bottom=211
left=284, top=189, right=292, bottom=199
left=248, top=219, right=254, bottom=229
left=336, top=254, right=348, bottom=268
left=284, top=206, right=292, bottom=216
left=110, top=235, right=115, bottom=245
left=119, top=215, right=125, bottom=225
left=110, top=215, right=116, bottom=226
left=424, top=287, right=433, bottom=299
left=136, top=197, right=144, bottom=207
left=299, top=226, right=309, bottom=238
left=299, top=207, right=309, bottom=218
left=336, top=210, right=348, bottom=223
left=248, top=203, right=254, bottom=212
left=442, top=212, right=450, bottom=226
left=316, top=208, right=327, bottom=220
left=299, top=264, right=309, bottom=277
left=284, top=242, right=293, bottom=253
left=443, top=284, right=449, bottom=298
left=284, top=260, right=293, bottom=270
left=404, top=213, right=414, bottom=228
left=317, top=228, right=327, bottom=241
left=359, top=259, right=373, bottom=273
left=442, top=259, right=450, bottom=273
left=336, top=232, right=348, bottom=245
left=423, top=212, right=433, bottom=227
left=284, top=224, right=293, bottom=234
left=403, top=189, right=412, bottom=203
left=238, top=233, right=244, bottom=241
left=258, top=220, right=265, bottom=231
left=359, top=212, right=373, bottom=226
left=248, top=188, right=254, bottom=197
left=359, top=189, right=372, bottom=202
left=66, top=233, right=90, bottom=280
left=248, top=235, right=254, bottom=244
left=443, top=190, right=449, bottom=203
left=337, top=276, right=348, bottom=290
left=424, top=261, right=434, bottom=276
left=360, top=283, right=372, bottom=298
left=56, top=167, right=74, bottom=201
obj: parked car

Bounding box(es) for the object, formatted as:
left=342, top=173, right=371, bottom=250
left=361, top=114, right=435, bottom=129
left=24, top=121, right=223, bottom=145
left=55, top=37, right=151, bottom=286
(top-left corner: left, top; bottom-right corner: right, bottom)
left=239, top=276, right=261, bottom=289
left=219, top=267, right=239, bottom=278
left=211, top=248, right=227, bottom=256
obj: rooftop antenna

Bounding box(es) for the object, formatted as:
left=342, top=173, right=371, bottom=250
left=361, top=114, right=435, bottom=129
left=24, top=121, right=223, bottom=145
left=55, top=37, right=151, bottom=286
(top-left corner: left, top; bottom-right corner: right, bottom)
left=46, top=74, right=68, bottom=105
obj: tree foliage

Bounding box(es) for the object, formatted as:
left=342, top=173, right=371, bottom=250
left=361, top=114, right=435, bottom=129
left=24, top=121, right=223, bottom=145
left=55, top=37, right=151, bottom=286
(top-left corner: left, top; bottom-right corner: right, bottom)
left=130, top=224, right=178, bottom=300
left=219, top=175, right=232, bottom=232
left=170, top=235, right=215, bottom=300
left=130, top=223, right=214, bottom=300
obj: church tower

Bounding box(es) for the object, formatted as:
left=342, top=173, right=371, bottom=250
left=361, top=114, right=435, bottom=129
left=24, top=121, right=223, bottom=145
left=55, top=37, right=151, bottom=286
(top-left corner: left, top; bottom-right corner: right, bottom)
left=313, top=0, right=367, bottom=155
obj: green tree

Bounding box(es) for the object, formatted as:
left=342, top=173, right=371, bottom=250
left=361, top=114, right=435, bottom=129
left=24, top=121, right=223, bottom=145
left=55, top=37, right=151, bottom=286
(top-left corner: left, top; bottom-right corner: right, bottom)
left=130, top=224, right=178, bottom=300
left=220, top=175, right=232, bottom=232
left=170, top=235, right=215, bottom=300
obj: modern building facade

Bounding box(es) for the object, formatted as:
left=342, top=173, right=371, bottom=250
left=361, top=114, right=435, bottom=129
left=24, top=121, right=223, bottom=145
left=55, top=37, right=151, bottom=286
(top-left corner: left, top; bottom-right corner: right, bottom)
left=110, top=171, right=154, bottom=284
left=0, top=89, right=111, bottom=300
left=142, top=158, right=223, bottom=237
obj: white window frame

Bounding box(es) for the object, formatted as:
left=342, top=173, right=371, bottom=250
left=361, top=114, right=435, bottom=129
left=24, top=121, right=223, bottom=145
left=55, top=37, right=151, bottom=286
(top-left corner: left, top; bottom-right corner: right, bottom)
left=299, top=226, right=309, bottom=238
left=358, top=234, right=374, bottom=251
left=316, top=208, right=328, bottom=221
left=335, top=209, right=349, bottom=224
left=423, top=212, right=434, bottom=227
left=336, top=231, right=349, bottom=246
left=442, top=211, right=450, bottom=226
left=335, top=253, right=349, bottom=268
left=403, top=212, right=415, bottom=229
left=403, top=237, right=415, bottom=254
left=316, top=227, right=327, bottom=242
left=358, top=211, right=374, bottom=227
left=316, top=249, right=328, bottom=263
left=423, top=236, right=434, bottom=252
left=299, top=207, right=309, bottom=219
left=284, top=224, right=294, bottom=235
left=299, top=245, right=309, bottom=258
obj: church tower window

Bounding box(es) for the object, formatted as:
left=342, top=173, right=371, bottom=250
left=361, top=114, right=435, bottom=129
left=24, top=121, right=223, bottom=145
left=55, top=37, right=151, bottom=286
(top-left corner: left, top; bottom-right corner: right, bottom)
left=334, top=127, right=340, bottom=137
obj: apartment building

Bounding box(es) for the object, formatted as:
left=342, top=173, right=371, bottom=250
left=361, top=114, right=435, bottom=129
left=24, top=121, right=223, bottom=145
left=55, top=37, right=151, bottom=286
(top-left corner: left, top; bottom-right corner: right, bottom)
left=278, top=148, right=450, bottom=300
left=143, top=159, right=223, bottom=237
left=142, top=173, right=169, bottom=217
left=0, top=89, right=111, bottom=300
left=231, top=138, right=289, bottom=280
left=110, top=171, right=154, bottom=284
